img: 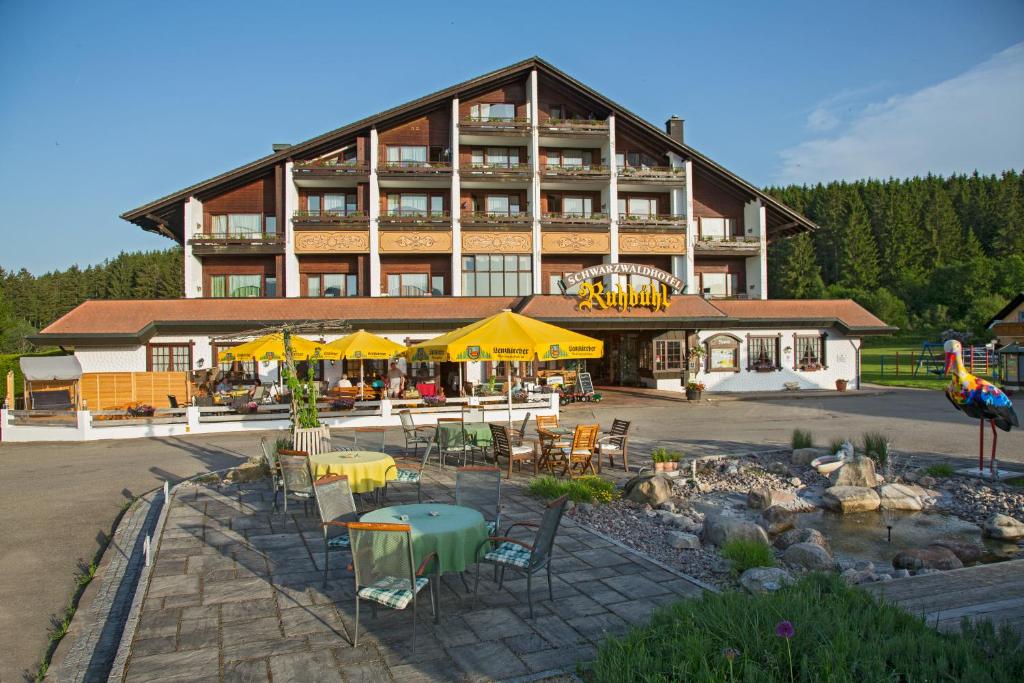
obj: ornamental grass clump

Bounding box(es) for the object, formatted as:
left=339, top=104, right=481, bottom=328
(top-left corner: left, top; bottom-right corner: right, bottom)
left=925, top=463, right=955, bottom=478
left=790, top=429, right=813, bottom=449
left=591, top=573, right=1024, bottom=682
left=862, top=431, right=890, bottom=467
left=527, top=475, right=617, bottom=504
left=720, top=538, right=775, bottom=576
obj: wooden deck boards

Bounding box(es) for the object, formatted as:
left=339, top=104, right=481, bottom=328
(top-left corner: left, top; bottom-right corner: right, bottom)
left=863, top=560, right=1024, bottom=634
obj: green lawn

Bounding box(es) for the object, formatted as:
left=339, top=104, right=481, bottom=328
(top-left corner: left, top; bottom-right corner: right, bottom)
left=860, top=340, right=995, bottom=391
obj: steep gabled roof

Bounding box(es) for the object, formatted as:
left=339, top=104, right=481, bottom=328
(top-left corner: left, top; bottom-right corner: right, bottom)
left=121, top=57, right=816, bottom=240
left=986, top=292, right=1024, bottom=328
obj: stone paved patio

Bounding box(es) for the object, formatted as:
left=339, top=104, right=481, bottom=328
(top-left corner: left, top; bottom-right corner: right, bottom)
left=117, top=463, right=706, bottom=682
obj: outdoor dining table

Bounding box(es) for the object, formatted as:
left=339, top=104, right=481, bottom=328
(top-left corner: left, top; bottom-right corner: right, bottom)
left=308, top=451, right=396, bottom=493
left=435, top=421, right=493, bottom=451
left=359, top=503, right=489, bottom=576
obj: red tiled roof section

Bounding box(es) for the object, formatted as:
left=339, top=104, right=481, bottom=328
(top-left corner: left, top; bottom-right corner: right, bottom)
left=519, top=295, right=726, bottom=319
left=710, top=299, right=890, bottom=329
left=41, top=298, right=520, bottom=335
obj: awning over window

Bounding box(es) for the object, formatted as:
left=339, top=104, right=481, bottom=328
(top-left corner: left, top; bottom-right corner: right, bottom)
left=20, top=355, right=83, bottom=381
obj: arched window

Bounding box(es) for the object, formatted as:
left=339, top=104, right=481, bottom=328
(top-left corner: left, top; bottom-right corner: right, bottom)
left=705, top=334, right=741, bottom=373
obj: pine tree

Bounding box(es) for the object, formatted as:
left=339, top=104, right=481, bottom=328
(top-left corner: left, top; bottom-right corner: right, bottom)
left=838, top=193, right=880, bottom=289
left=775, top=233, right=825, bottom=299
left=992, top=170, right=1024, bottom=256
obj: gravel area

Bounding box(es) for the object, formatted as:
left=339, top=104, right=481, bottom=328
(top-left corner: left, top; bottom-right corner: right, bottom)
left=933, top=477, right=1024, bottom=526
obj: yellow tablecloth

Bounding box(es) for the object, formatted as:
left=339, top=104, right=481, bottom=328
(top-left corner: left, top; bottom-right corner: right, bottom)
left=308, top=451, right=397, bottom=493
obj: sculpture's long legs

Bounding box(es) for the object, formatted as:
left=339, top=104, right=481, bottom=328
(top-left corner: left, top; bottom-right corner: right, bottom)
left=979, top=418, right=985, bottom=473
left=990, top=419, right=998, bottom=478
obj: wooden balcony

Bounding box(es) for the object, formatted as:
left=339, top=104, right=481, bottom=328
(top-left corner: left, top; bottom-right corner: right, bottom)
left=189, top=232, right=285, bottom=255
left=377, top=161, right=453, bottom=178
left=292, top=160, right=369, bottom=179
left=616, top=165, right=687, bottom=184
left=292, top=210, right=369, bottom=229
left=459, top=211, right=533, bottom=229
left=617, top=213, right=687, bottom=229
left=693, top=235, right=762, bottom=254
left=460, top=116, right=531, bottom=135
left=378, top=211, right=452, bottom=229
left=459, top=163, right=531, bottom=181
left=537, top=118, right=609, bottom=136
left=540, top=164, right=610, bottom=181
left=541, top=212, right=610, bottom=229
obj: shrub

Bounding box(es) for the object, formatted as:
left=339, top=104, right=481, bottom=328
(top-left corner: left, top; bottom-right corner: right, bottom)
left=862, top=432, right=889, bottom=466
left=790, top=429, right=813, bottom=449
left=720, top=539, right=775, bottom=576
left=828, top=438, right=846, bottom=455
left=925, top=463, right=955, bottom=478
left=592, top=574, right=1024, bottom=682
left=527, top=475, right=617, bottom=504
left=1006, top=476, right=1024, bottom=488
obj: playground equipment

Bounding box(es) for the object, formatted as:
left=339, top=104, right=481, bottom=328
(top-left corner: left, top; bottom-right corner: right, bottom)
left=914, top=341, right=990, bottom=376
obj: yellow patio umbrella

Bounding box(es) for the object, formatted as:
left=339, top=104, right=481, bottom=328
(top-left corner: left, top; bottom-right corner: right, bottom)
left=217, top=333, right=340, bottom=363
left=323, top=329, right=406, bottom=392
left=406, top=309, right=603, bottom=422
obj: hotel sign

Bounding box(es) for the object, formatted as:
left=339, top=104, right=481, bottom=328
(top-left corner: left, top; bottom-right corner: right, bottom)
left=562, top=263, right=681, bottom=314
left=561, top=263, right=683, bottom=292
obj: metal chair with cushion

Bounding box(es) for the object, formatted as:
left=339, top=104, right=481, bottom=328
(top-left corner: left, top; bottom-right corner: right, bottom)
left=312, top=474, right=358, bottom=586
left=596, top=418, right=631, bottom=472
left=455, top=466, right=502, bottom=535
left=490, top=423, right=536, bottom=479
left=278, top=451, right=315, bottom=515
left=474, top=494, right=570, bottom=618
left=348, top=522, right=437, bottom=652
left=382, top=439, right=434, bottom=503
left=398, top=409, right=434, bottom=458
left=260, top=437, right=285, bottom=511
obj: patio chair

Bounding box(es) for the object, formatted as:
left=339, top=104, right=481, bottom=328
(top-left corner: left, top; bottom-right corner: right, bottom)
left=278, top=451, right=315, bottom=515
left=455, top=466, right=502, bottom=534
left=596, top=419, right=631, bottom=472
left=398, top=409, right=434, bottom=458
left=312, top=474, right=358, bottom=586
left=348, top=522, right=437, bottom=652
left=535, top=414, right=558, bottom=436
left=352, top=427, right=387, bottom=452
left=294, top=426, right=331, bottom=456
left=550, top=424, right=599, bottom=478
left=251, top=386, right=267, bottom=403
left=260, top=437, right=285, bottom=511
left=474, top=494, right=570, bottom=618
left=460, top=405, right=487, bottom=463
left=513, top=412, right=531, bottom=447
left=490, top=422, right=537, bottom=479
left=167, top=394, right=179, bottom=409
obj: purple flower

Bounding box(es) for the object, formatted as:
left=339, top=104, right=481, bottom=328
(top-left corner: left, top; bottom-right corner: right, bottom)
left=775, top=620, right=795, bottom=639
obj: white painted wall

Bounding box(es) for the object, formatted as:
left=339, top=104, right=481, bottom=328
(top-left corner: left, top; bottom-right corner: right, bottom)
left=284, top=161, right=300, bottom=296
left=694, top=328, right=859, bottom=392
left=450, top=97, right=462, bottom=296
left=183, top=197, right=204, bottom=298
left=369, top=128, right=382, bottom=296
left=607, top=114, right=620, bottom=289
left=75, top=347, right=147, bottom=373
left=528, top=68, right=543, bottom=294
left=743, top=199, right=768, bottom=300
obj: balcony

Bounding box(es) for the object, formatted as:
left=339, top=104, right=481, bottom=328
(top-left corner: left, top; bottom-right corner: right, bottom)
left=377, top=161, right=453, bottom=178
left=693, top=235, right=762, bottom=254
left=541, top=212, right=610, bottom=229
left=460, top=116, right=531, bottom=136
left=459, top=163, right=531, bottom=182
left=188, top=232, right=285, bottom=256
left=292, top=159, right=369, bottom=179
left=460, top=211, right=533, bottom=229
left=616, top=165, right=687, bottom=184
left=617, top=213, right=687, bottom=230
left=540, top=164, right=610, bottom=181
left=378, top=211, right=452, bottom=229
left=292, top=210, right=369, bottom=229
left=537, top=118, right=609, bottom=136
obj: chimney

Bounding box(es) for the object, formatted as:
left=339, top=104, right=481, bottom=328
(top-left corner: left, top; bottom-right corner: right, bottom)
left=665, top=116, right=684, bottom=144
left=272, top=143, right=292, bottom=153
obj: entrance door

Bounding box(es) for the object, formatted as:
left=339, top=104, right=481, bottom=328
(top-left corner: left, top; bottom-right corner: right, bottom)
left=618, top=334, right=639, bottom=386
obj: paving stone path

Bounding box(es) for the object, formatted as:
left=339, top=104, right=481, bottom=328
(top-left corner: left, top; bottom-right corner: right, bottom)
left=116, top=466, right=706, bottom=682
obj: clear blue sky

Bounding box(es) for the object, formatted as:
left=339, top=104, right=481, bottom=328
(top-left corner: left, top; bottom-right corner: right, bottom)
left=1, top=0, right=1022, bottom=273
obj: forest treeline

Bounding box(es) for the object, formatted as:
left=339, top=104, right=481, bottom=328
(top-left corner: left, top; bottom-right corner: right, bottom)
left=0, top=170, right=1022, bottom=353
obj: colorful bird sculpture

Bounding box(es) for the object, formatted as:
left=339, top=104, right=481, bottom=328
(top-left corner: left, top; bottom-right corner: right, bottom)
left=943, top=339, right=1018, bottom=476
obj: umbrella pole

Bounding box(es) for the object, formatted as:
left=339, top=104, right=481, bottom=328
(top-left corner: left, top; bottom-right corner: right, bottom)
left=507, top=367, right=513, bottom=428
left=459, top=364, right=463, bottom=398
left=360, top=359, right=364, bottom=400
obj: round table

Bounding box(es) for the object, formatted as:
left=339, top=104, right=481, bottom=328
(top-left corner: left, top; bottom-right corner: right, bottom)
left=308, top=451, right=396, bottom=493
left=359, top=504, right=488, bottom=574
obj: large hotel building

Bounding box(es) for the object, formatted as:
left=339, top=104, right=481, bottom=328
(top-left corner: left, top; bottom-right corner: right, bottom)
left=34, top=58, right=890, bottom=394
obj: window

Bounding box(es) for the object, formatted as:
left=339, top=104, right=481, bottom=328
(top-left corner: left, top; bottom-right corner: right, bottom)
left=265, top=216, right=277, bottom=233
left=548, top=149, right=591, bottom=169
left=148, top=344, right=191, bottom=372
left=549, top=105, right=563, bottom=119
left=470, top=103, right=515, bottom=121
left=484, top=195, right=522, bottom=215
left=706, top=334, right=740, bottom=372
left=294, top=360, right=324, bottom=382
left=615, top=151, right=660, bottom=168
left=387, top=194, right=427, bottom=216
left=210, top=274, right=262, bottom=298
left=487, top=147, right=519, bottom=167
left=386, top=145, right=427, bottom=166
left=561, top=196, right=594, bottom=217
left=265, top=277, right=277, bottom=298
left=324, top=193, right=358, bottom=215
left=618, top=197, right=658, bottom=218
left=307, top=195, right=321, bottom=213
left=654, top=340, right=683, bottom=372
left=211, top=213, right=263, bottom=237
left=387, top=273, right=436, bottom=296
left=306, top=273, right=358, bottom=297
left=700, top=272, right=739, bottom=298
left=748, top=336, right=780, bottom=371
left=795, top=335, right=826, bottom=371
left=700, top=217, right=738, bottom=240
left=463, top=255, right=532, bottom=296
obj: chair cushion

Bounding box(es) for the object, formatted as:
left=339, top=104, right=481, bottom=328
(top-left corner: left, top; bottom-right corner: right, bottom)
left=290, top=491, right=313, bottom=499
left=358, top=576, right=429, bottom=609
left=511, top=445, right=533, bottom=456
left=560, top=448, right=593, bottom=457
left=395, top=469, right=421, bottom=483
left=597, top=444, right=622, bottom=454
left=327, top=534, right=350, bottom=548
left=486, top=520, right=498, bottom=534
left=484, top=541, right=532, bottom=569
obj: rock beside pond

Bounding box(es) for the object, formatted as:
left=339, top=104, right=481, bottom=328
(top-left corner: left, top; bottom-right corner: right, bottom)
left=667, top=531, right=701, bottom=550
left=829, top=455, right=878, bottom=488
left=840, top=568, right=875, bottom=585
left=739, top=567, right=795, bottom=593
left=773, top=527, right=831, bottom=553
left=623, top=474, right=673, bottom=506
left=983, top=513, right=1024, bottom=540
left=791, top=447, right=829, bottom=466
left=878, top=483, right=927, bottom=511
left=747, top=487, right=796, bottom=510
left=702, top=514, right=770, bottom=547
left=928, top=539, right=985, bottom=564
left=783, top=542, right=834, bottom=571
left=760, top=506, right=796, bottom=535
left=767, top=461, right=789, bottom=475
left=822, top=486, right=880, bottom=513
left=892, top=546, right=964, bottom=571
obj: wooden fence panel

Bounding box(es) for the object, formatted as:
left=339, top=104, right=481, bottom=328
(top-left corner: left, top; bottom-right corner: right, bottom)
left=79, top=372, right=189, bottom=409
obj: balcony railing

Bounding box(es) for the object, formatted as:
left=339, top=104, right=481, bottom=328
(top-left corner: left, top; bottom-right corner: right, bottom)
left=538, top=118, right=609, bottom=135
left=188, top=232, right=285, bottom=255
left=378, top=211, right=452, bottom=227
left=617, top=165, right=687, bottom=182
left=377, top=161, right=453, bottom=176
left=460, top=116, right=532, bottom=134
left=541, top=164, right=610, bottom=179
left=617, top=213, right=687, bottom=228
left=292, top=210, right=369, bottom=227
left=694, top=235, right=762, bottom=251
left=460, top=211, right=533, bottom=227
left=292, top=160, right=369, bottom=177
left=541, top=212, right=610, bottom=226
left=460, top=163, right=531, bottom=179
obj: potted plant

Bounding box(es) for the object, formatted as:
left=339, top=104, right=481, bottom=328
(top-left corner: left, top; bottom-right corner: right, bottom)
left=669, top=451, right=683, bottom=471
left=652, top=448, right=667, bottom=472
left=835, top=378, right=848, bottom=392
left=685, top=381, right=705, bottom=401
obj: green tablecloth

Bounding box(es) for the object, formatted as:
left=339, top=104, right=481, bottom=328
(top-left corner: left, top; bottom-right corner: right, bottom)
left=436, top=421, right=493, bottom=450
left=360, top=504, right=488, bottom=574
